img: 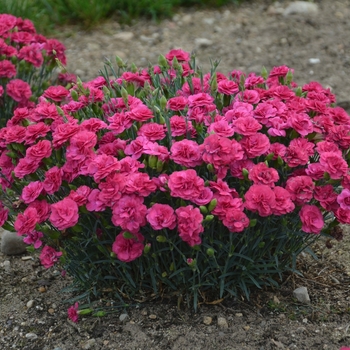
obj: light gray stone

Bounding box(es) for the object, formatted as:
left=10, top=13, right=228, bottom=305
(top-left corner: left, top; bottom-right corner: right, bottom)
left=203, top=316, right=212, bottom=325
left=119, top=313, right=129, bottom=322
left=217, top=317, right=228, bottom=329
left=25, top=333, right=38, bottom=340
left=195, top=38, right=213, bottom=48
left=113, top=32, right=134, bottom=41
left=293, top=286, right=310, bottom=303
left=82, top=338, right=96, bottom=349
left=283, top=1, right=318, bottom=16
left=1, top=230, right=27, bottom=255
left=26, top=300, right=34, bottom=309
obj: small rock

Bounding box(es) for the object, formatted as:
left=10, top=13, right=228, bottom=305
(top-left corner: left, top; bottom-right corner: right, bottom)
left=217, top=317, right=228, bottom=329
left=87, top=42, right=100, bottom=51
left=235, top=313, right=243, bottom=317
left=195, top=38, right=213, bottom=48
left=21, top=256, right=33, bottom=261
left=26, top=300, right=34, bottom=309
left=243, top=325, right=250, bottom=331
left=140, top=309, right=147, bottom=316
left=1, top=230, right=27, bottom=255
left=51, top=303, right=57, bottom=309
left=293, top=286, right=310, bottom=303
left=48, top=308, right=55, bottom=314
left=203, top=18, right=215, bottom=26
left=182, top=14, right=192, bottom=24
left=149, top=314, right=157, bottom=320
left=283, top=1, right=318, bottom=16
left=309, top=58, right=321, bottom=64
left=2, top=260, right=11, bottom=272
left=273, top=295, right=280, bottom=304
left=25, top=333, right=38, bottom=340
left=203, top=316, right=212, bottom=325
left=38, top=286, right=46, bottom=293
left=82, top=338, right=96, bottom=349
left=113, top=32, right=134, bottom=41
left=119, top=313, right=129, bottom=322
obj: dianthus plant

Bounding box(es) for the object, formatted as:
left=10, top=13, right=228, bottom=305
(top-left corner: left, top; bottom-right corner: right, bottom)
left=0, top=48, right=349, bottom=308
left=0, top=14, right=73, bottom=126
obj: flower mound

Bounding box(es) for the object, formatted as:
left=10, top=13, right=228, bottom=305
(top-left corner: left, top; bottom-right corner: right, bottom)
left=1, top=47, right=349, bottom=308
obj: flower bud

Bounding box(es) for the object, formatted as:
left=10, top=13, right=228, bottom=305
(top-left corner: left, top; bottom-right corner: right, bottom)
left=102, top=85, right=111, bottom=98
left=110, top=252, right=116, bottom=258
left=210, top=72, right=218, bottom=92
left=156, top=159, right=164, bottom=172
left=169, top=262, right=174, bottom=271
left=121, top=86, right=129, bottom=105
left=203, top=215, right=214, bottom=222
left=131, top=63, right=138, bottom=73
left=208, top=198, right=217, bottom=212
left=160, top=95, right=167, bottom=110
left=78, top=308, right=93, bottom=315
left=186, top=258, right=197, bottom=270
left=200, top=206, right=208, bottom=215
left=207, top=164, right=214, bottom=173
left=93, top=311, right=106, bottom=317
left=261, top=66, right=268, bottom=80
left=172, top=56, right=181, bottom=71
left=249, top=218, right=257, bottom=227
left=158, top=54, right=168, bottom=68
left=277, top=156, right=284, bottom=166
left=123, top=231, right=134, bottom=239
left=117, top=149, right=125, bottom=158
left=148, top=155, right=158, bottom=169
left=115, top=55, right=125, bottom=68
left=70, top=89, right=79, bottom=101
left=206, top=248, right=215, bottom=257
left=265, top=152, right=274, bottom=162
left=156, top=235, right=167, bottom=243
left=242, top=168, right=249, bottom=180
left=285, top=70, right=293, bottom=85
left=159, top=115, right=166, bottom=124
left=144, top=243, right=151, bottom=254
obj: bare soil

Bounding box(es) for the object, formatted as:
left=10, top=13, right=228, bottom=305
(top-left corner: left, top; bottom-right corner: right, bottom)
left=2, top=0, right=350, bottom=349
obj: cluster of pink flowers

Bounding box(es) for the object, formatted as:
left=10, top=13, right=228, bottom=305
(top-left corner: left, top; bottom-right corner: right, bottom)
left=0, top=14, right=70, bottom=122
left=1, top=47, right=350, bottom=268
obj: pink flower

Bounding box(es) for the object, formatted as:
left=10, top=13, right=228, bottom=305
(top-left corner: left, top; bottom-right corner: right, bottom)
left=232, top=116, right=262, bottom=136
left=170, top=140, right=202, bottom=168
left=146, top=204, right=176, bottom=230
left=52, top=122, right=80, bottom=149
left=299, top=205, right=324, bottom=234
left=319, top=151, right=348, bottom=180
left=18, top=44, right=43, bottom=67
left=66, top=131, right=97, bottom=161
left=26, top=200, right=50, bottom=223
left=26, top=140, right=52, bottom=161
left=87, top=154, right=120, bottom=183
left=25, top=122, right=50, bottom=145
left=68, top=185, right=92, bottom=206
left=176, top=206, right=204, bottom=246
left=23, top=230, right=44, bottom=249
left=0, top=60, right=16, bottom=78
left=337, top=189, right=350, bottom=210
left=67, top=302, right=79, bottom=323
left=112, top=195, right=147, bottom=233
left=222, top=210, right=250, bottom=232
left=43, top=166, right=62, bottom=194
left=124, top=173, right=157, bottom=197
left=218, top=79, right=239, bottom=95
left=137, top=122, right=166, bottom=141
left=21, top=181, right=44, bottom=204
left=314, top=185, right=338, bottom=211
left=287, top=112, right=313, bottom=136
left=285, top=176, right=314, bottom=206
left=165, top=49, right=190, bottom=63
left=207, top=119, right=235, bottom=138
left=167, top=96, right=188, bottom=111
left=6, top=79, right=32, bottom=102
left=284, top=138, right=315, bottom=168
left=168, top=169, right=205, bottom=201
left=240, top=133, right=270, bottom=158
left=244, top=184, right=276, bottom=217
left=249, top=162, right=279, bottom=187
left=43, top=85, right=70, bottom=102
left=49, top=198, right=79, bottom=230
left=112, top=232, right=144, bottom=262
left=127, top=104, right=154, bottom=122
left=40, top=245, right=63, bottom=268
left=14, top=207, right=39, bottom=235
left=200, top=133, right=244, bottom=168
left=170, top=115, right=196, bottom=137
left=272, top=186, right=295, bottom=215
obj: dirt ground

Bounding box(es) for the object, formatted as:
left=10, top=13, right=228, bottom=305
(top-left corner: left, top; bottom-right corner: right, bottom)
left=2, top=0, right=350, bottom=349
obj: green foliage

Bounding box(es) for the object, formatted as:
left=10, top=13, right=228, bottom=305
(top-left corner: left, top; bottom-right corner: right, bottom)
left=1, top=0, right=244, bottom=34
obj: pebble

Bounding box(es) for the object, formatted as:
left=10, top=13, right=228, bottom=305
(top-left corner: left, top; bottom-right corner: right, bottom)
left=149, top=314, right=157, bottom=320
left=283, top=1, right=319, bottom=16
left=26, top=300, right=34, bottom=309
left=119, top=313, right=129, bottom=323
left=38, top=286, right=47, bottom=293
left=309, top=58, right=321, bottom=64
left=1, top=230, right=27, bottom=255
left=82, top=338, right=96, bottom=349
left=217, top=317, right=228, bottom=329
left=113, top=32, right=134, bottom=41
left=195, top=38, right=213, bottom=48
left=25, top=332, right=38, bottom=340
left=243, top=325, right=250, bottom=331
left=21, top=256, right=33, bottom=261
left=48, top=308, right=55, bottom=314
left=293, top=286, right=310, bottom=304
left=2, top=260, right=11, bottom=272
left=203, top=316, right=212, bottom=325
left=235, top=313, right=243, bottom=317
